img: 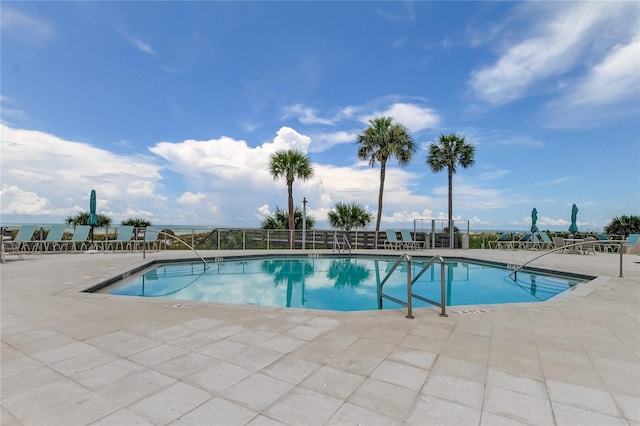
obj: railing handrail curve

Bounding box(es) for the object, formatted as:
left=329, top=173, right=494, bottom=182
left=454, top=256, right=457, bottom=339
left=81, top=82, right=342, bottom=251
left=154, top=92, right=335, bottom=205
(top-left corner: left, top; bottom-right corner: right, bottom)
left=142, top=228, right=209, bottom=270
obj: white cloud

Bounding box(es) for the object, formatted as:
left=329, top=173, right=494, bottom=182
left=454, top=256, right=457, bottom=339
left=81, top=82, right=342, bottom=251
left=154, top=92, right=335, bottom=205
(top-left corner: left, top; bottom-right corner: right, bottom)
left=177, top=192, right=205, bottom=204
left=1, top=185, right=53, bottom=215
left=376, top=2, right=415, bottom=23
left=538, top=216, right=569, bottom=227
left=0, top=7, right=55, bottom=45
left=364, top=103, right=439, bottom=133
left=283, top=104, right=335, bottom=125
left=547, top=36, right=640, bottom=126
left=130, top=37, right=155, bottom=55
left=149, top=126, right=435, bottom=227
left=0, top=124, right=164, bottom=221
left=255, top=204, right=271, bottom=220
left=0, top=124, right=499, bottom=229
left=309, top=131, right=356, bottom=153
left=383, top=209, right=435, bottom=224
left=150, top=127, right=311, bottom=184
left=116, top=26, right=156, bottom=55
left=567, top=37, right=640, bottom=106
left=469, top=2, right=639, bottom=105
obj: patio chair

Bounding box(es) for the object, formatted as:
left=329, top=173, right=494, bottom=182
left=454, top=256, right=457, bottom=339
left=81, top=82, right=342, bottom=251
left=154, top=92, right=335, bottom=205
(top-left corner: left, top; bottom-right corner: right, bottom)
left=129, top=226, right=162, bottom=251
left=384, top=230, right=402, bottom=250
left=553, top=237, right=567, bottom=253
left=4, top=225, right=37, bottom=254
left=536, top=232, right=555, bottom=250
left=625, top=234, right=640, bottom=255
left=400, top=230, right=424, bottom=249
left=509, top=233, right=533, bottom=250
left=104, top=226, right=135, bottom=251
left=595, top=234, right=615, bottom=253
left=66, top=225, right=93, bottom=251
left=32, top=225, right=68, bottom=253
left=520, top=233, right=543, bottom=250
left=581, top=237, right=596, bottom=255
left=489, top=233, right=512, bottom=249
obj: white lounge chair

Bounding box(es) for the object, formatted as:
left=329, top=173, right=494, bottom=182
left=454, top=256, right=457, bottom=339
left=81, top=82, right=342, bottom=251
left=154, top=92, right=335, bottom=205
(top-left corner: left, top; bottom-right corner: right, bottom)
left=490, top=233, right=512, bottom=249
left=537, top=232, right=555, bottom=250
left=104, top=226, right=135, bottom=251
left=400, top=230, right=424, bottom=249
left=508, top=233, right=533, bottom=250
left=384, top=230, right=402, bottom=250
left=625, top=234, right=640, bottom=255
left=64, top=225, right=92, bottom=251
left=32, top=225, right=68, bottom=253
left=4, top=226, right=37, bottom=254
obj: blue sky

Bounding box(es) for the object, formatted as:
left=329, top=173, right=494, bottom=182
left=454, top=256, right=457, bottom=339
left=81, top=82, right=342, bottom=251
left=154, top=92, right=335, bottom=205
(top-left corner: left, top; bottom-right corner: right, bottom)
left=1, top=1, right=638, bottom=231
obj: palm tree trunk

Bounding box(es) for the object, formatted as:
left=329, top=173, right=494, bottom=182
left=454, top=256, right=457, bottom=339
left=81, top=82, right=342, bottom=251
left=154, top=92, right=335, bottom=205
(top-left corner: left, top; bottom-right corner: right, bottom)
left=448, top=167, right=454, bottom=249
left=376, top=161, right=386, bottom=232
left=288, top=179, right=294, bottom=249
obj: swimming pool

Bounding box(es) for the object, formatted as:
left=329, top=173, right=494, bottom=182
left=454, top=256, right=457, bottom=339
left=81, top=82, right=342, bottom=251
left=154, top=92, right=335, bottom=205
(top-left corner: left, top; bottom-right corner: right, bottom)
left=102, top=255, right=587, bottom=311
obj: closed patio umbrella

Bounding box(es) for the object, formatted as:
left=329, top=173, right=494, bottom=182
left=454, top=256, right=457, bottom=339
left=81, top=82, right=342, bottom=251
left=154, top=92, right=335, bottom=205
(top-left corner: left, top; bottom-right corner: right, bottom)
left=568, top=204, right=579, bottom=233
left=530, top=208, right=539, bottom=233
left=89, top=189, right=97, bottom=245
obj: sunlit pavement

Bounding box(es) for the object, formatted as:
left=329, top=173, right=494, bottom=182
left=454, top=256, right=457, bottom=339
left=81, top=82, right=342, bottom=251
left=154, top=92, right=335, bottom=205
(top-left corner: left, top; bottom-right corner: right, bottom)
left=1, top=248, right=638, bottom=425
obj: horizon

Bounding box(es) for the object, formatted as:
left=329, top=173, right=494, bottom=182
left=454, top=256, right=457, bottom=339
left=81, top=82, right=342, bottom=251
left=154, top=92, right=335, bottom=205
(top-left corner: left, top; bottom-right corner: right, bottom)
left=1, top=2, right=638, bottom=230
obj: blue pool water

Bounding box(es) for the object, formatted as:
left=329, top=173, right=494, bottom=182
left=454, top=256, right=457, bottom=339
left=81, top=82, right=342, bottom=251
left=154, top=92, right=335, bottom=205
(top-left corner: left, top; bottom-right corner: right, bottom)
left=106, top=256, right=584, bottom=311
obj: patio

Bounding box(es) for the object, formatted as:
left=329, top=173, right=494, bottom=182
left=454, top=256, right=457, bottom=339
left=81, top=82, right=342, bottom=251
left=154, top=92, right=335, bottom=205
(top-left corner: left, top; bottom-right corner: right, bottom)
left=1, top=249, right=638, bottom=425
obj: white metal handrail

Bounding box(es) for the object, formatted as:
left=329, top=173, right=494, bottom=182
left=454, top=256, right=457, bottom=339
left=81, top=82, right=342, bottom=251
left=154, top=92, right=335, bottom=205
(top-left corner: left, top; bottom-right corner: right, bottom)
left=142, top=229, right=209, bottom=270
left=332, top=232, right=351, bottom=254
left=509, top=240, right=626, bottom=280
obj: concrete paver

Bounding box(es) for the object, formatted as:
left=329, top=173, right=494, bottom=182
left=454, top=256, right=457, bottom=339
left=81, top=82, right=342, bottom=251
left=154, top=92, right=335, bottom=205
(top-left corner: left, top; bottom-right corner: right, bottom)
left=1, top=248, right=639, bottom=425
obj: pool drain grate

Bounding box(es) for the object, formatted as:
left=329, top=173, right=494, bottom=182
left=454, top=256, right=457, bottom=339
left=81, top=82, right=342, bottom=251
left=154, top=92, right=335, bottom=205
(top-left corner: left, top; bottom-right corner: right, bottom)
left=451, top=309, right=497, bottom=314
left=164, top=302, right=193, bottom=309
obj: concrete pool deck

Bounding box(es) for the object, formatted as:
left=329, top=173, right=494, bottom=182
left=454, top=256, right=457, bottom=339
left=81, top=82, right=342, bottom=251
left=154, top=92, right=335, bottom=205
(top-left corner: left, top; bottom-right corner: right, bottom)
left=1, top=249, right=638, bottom=425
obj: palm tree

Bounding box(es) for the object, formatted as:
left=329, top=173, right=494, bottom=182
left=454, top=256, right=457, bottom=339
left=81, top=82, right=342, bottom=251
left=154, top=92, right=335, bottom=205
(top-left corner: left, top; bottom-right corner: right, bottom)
left=269, top=149, right=314, bottom=248
left=121, top=218, right=152, bottom=227
left=327, top=202, right=372, bottom=231
left=426, top=133, right=475, bottom=248
left=604, top=215, right=640, bottom=237
left=261, top=207, right=315, bottom=230
left=357, top=116, right=416, bottom=232
left=65, top=211, right=112, bottom=227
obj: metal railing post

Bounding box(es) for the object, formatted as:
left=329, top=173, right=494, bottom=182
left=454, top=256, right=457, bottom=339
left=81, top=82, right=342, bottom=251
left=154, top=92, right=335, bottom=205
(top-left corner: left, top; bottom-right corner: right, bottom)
left=406, top=255, right=414, bottom=319
left=619, top=240, right=624, bottom=278
left=440, top=261, right=447, bottom=317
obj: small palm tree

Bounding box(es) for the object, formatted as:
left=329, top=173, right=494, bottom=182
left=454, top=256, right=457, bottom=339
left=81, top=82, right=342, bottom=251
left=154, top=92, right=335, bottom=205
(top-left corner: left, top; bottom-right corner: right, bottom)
left=261, top=207, right=315, bottom=230
left=426, top=133, right=475, bottom=247
left=121, top=218, right=152, bottom=227
left=604, top=215, right=640, bottom=237
left=269, top=149, right=314, bottom=248
left=327, top=202, right=372, bottom=231
left=65, top=211, right=112, bottom=227
left=357, top=117, right=416, bottom=232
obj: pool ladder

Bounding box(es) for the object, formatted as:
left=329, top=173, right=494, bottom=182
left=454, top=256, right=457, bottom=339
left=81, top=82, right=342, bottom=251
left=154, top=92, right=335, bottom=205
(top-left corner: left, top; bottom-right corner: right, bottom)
left=332, top=232, right=351, bottom=254
left=378, top=254, right=448, bottom=319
